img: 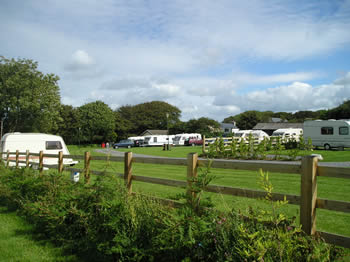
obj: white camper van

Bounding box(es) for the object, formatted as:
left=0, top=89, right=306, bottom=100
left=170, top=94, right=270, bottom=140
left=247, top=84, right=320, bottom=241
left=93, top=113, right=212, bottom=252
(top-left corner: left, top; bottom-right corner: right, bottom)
left=173, top=133, right=202, bottom=146
left=143, top=135, right=175, bottom=146
left=0, top=132, right=77, bottom=167
left=303, top=120, right=350, bottom=150
left=271, top=128, right=303, bottom=142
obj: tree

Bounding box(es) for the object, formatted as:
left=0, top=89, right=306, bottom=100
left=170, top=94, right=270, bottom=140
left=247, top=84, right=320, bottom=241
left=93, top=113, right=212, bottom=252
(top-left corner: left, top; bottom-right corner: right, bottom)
left=117, top=101, right=181, bottom=136
left=185, top=117, right=221, bottom=137
left=325, top=100, right=350, bottom=119
left=78, top=101, right=117, bottom=144
left=57, top=105, right=80, bottom=144
left=0, top=56, right=61, bottom=134
left=114, top=111, right=133, bottom=140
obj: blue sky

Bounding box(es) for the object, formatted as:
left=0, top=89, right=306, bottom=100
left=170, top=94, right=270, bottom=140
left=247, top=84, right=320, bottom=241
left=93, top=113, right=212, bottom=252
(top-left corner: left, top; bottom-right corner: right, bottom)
left=1, top=0, right=350, bottom=121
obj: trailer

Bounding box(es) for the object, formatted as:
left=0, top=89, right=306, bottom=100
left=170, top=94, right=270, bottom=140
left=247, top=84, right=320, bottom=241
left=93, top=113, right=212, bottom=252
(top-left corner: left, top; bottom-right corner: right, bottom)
left=251, top=130, right=270, bottom=143
left=271, top=128, right=303, bottom=142
left=0, top=132, right=78, bottom=167
left=233, top=130, right=253, bottom=142
left=143, top=135, right=175, bottom=146
left=173, top=133, right=202, bottom=146
left=303, top=120, right=350, bottom=150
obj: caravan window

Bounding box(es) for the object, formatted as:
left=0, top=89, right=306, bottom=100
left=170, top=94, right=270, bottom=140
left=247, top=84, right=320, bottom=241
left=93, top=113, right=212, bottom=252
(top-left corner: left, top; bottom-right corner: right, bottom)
left=46, top=141, right=63, bottom=150
left=339, top=127, right=349, bottom=135
left=321, top=127, right=333, bottom=135
left=174, top=136, right=181, bottom=141
left=153, top=137, right=157, bottom=142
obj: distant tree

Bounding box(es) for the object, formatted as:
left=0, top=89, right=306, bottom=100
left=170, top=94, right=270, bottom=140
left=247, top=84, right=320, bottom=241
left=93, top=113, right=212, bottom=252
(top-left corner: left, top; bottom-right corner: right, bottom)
left=169, top=120, right=186, bottom=135
left=0, top=56, right=61, bottom=134
left=57, top=105, right=80, bottom=144
left=289, top=111, right=321, bottom=122
left=224, top=110, right=274, bottom=129
left=78, top=101, right=117, bottom=144
left=114, top=111, right=133, bottom=140
left=185, top=117, right=221, bottom=137
left=325, top=100, right=350, bottom=119
left=116, top=101, right=181, bottom=136
left=272, top=112, right=293, bottom=121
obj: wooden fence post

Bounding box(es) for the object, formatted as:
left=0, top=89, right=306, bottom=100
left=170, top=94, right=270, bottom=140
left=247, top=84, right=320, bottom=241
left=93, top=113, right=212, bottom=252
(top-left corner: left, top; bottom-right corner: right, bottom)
left=202, top=135, right=206, bottom=154
left=26, top=150, right=30, bottom=168
left=39, top=151, right=44, bottom=176
left=187, top=153, right=198, bottom=205
left=6, top=150, right=9, bottom=168
left=84, top=151, right=91, bottom=184
left=58, top=151, right=63, bottom=173
left=124, top=152, right=133, bottom=194
left=16, top=150, right=19, bottom=168
left=300, top=155, right=318, bottom=235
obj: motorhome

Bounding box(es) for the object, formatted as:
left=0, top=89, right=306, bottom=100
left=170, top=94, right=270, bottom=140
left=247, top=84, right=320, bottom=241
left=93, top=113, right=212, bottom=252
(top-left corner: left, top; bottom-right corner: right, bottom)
left=271, top=128, right=303, bottom=142
left=143, top=135, right=175, bottom=146
left=303, top=120, right=350, bottom=150
left=173, top=133, right=202, bottom=146
left=0, top=132, right=78, bottom=167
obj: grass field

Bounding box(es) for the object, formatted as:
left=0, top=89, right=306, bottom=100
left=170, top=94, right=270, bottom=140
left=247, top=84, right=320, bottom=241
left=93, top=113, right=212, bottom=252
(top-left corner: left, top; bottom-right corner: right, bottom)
left=67, top=145, right=350, bottom=237
left=107, top=145, right=350, bottom=162
left=0, top=206, right=79, bottom=262
left=0, top=144, right=349, bottom=260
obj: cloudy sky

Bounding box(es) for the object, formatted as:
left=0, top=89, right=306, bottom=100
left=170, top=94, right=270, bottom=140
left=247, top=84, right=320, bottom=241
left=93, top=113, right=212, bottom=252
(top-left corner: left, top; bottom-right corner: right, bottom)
left=1, top=0, right=350, bottom=121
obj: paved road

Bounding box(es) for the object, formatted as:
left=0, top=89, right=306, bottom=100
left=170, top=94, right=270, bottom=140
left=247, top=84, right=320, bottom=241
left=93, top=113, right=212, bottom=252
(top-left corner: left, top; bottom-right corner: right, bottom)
left=95, top=149, right=350, bottom=167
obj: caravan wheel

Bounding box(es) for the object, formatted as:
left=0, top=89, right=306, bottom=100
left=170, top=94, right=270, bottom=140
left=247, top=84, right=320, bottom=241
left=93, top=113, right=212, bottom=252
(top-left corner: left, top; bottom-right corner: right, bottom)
left=324, top=144, right=331, bottom=150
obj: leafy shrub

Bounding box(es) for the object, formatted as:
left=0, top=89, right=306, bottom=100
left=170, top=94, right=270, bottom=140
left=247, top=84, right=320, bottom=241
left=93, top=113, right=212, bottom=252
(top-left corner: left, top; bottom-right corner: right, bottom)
left=0, top=166, right=344, bottom=261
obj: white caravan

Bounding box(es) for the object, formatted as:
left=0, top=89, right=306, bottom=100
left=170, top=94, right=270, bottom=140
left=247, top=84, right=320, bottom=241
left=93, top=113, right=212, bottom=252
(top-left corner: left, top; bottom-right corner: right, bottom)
left=143, top=135, right=175, bottom=146
left=1, top=132, right=78, bottom=167
left=127, top=136, right=145, bottom=141
left=173, top=133, right=202, bottom=146
left=233, top=130, right=253, bottom=141
left=303, top=120, right=350, bottom=150
left=271, top=128, right=303, bottom=142
left=251, top=130, right=270, bottom=143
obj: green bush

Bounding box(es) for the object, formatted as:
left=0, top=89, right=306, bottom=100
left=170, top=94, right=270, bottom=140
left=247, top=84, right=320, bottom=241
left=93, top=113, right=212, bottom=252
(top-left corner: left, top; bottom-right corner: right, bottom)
left=0, top=166, right=344, bottom=261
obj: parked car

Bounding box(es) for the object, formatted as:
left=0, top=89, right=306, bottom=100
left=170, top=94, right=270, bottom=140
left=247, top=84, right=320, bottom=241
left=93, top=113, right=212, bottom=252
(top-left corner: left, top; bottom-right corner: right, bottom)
left=133, top=139, right=144, bottom=147
left=113, top=139, right=134, bottom=149
left=184, top=138, right=203, bottom=146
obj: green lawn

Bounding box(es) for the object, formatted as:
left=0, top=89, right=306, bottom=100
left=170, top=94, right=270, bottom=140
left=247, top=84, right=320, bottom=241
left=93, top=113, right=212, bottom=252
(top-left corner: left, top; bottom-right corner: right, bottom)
left=0, top=206, right=79, bottom=262
left=67, top=145, right=350, bottom=237
left=94, top=145, right=350, bottom=162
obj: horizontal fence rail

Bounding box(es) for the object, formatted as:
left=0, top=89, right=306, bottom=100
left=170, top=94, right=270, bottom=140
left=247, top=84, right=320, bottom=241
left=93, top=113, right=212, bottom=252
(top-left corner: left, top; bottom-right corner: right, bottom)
left=1, top=149, right=350, bottom=248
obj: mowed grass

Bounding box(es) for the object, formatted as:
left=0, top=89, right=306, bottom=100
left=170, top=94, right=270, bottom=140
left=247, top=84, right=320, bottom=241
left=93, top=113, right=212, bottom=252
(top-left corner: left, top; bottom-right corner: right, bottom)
left=112, top=145, right=350, bottom=162
left=0, top=206, right=79, bottom=262
left=68, top=145, right=350, bottom=237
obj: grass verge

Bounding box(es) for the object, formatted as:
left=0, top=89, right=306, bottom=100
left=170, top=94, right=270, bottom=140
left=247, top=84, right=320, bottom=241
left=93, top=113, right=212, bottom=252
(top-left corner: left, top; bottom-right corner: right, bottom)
left=0, top=206, right=78, bottom=262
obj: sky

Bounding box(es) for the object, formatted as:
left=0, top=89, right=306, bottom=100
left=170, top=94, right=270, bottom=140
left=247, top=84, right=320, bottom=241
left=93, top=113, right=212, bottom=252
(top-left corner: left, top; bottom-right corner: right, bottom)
left=1, top=0, right=350, bottom=121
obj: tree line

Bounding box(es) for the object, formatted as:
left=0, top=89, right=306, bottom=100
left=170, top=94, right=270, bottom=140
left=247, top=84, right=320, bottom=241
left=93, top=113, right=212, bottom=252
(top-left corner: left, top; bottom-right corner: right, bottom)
left=223, top=102, right=350, bottom=130
left=1, top=56, right=349, bottom=144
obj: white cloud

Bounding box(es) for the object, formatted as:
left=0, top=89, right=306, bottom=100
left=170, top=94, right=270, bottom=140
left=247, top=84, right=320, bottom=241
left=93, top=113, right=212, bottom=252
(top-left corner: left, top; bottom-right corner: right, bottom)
left=64, top=50, right=95, bottom=71
left=1, top=0, right=350, bottom=121
left=213, top=74, right=350, bottom=113
left=233, top=72, right=322, bottom=85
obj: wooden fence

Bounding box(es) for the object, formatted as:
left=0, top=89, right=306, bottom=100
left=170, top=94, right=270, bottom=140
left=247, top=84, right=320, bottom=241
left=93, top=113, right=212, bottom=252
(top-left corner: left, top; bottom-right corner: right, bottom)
left=1, top=149, right=350, bottom=248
